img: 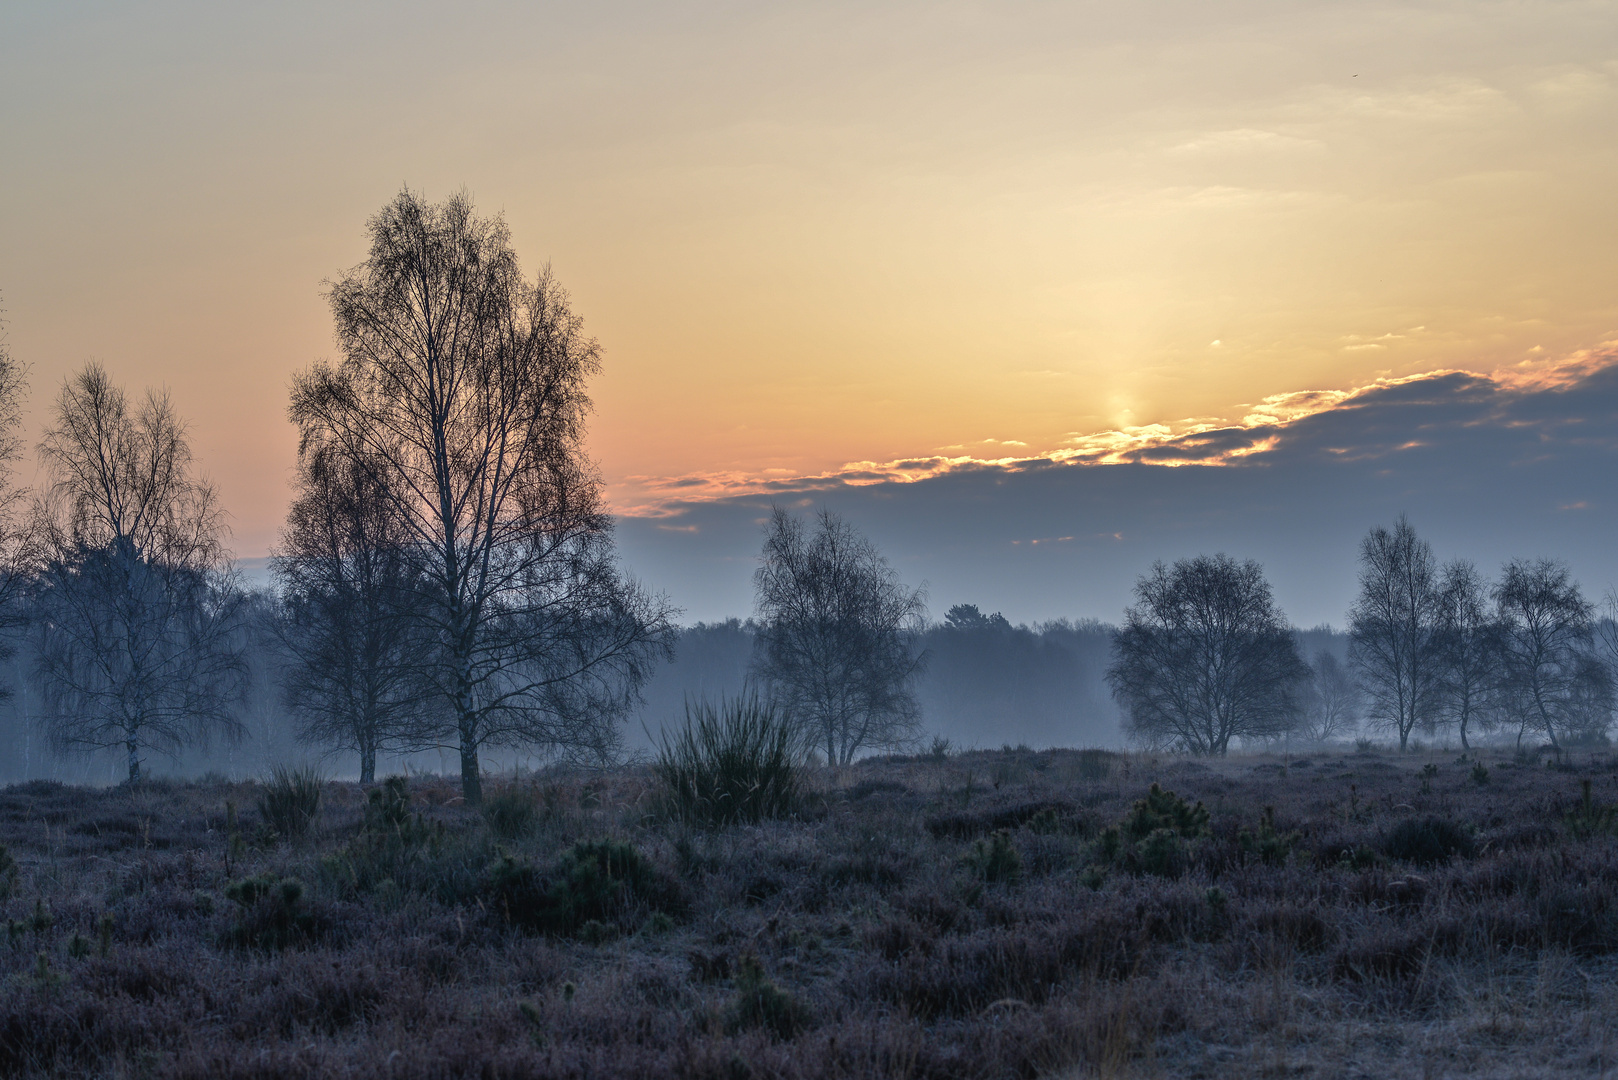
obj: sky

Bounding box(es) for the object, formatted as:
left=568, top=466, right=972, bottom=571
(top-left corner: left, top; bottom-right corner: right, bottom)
left=2, top=1, right=1616, bottom=625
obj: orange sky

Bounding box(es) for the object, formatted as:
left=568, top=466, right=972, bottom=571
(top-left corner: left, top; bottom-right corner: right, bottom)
left=2, top=2, right=1616, bottom=558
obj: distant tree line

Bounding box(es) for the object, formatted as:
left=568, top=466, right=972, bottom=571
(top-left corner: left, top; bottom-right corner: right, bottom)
left=1105, top=514, right=1616, bottom=754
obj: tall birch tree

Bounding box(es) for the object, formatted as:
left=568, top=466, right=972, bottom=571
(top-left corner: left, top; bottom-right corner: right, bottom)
left=290, top=189, right=673, bottom=803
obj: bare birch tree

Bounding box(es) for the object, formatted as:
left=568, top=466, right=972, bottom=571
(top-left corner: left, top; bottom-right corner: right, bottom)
left=1494, top=558, right=1604, bottom=748
left=1107, top=554, right=1307, bottom=754
left=1300, top=650, right=1360, bottom=743
left=1348, top=516, right=1443, bottom=750
left=1432, top=559, right=1500, bottom=750
left=752, top=507, right=928, bottom=764
left=289, top=189, right=674, bottom=803
left=32, top=364, right=248, bottom=782
left=271, top=444, right=436, bottom=782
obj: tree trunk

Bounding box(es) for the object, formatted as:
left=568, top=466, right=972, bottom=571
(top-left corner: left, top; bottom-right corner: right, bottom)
left=360, top=745, right=376, bottom=785
left=126, top=737, right=141, bottom=784
left=1536, top=691, right=1559, bottom=748
left=459, top=738, right=482, bottom=806
left=450, top=635, right=483, bottom=802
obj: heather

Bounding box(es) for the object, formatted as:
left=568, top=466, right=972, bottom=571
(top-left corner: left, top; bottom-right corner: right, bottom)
left=1, top=747, right=1617, bottom=1078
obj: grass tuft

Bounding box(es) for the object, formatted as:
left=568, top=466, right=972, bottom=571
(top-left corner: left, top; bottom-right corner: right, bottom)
left=653, top=696, right=801, bottom=828
left=482, top=785, right=542, bottom=839
left=256, top=765, right=324, bottom=841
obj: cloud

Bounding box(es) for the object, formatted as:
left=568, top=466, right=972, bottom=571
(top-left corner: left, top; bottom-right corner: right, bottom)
left=616, top=346, right=1618, bottom=513
left=614, top=347, right=1618, bottom=627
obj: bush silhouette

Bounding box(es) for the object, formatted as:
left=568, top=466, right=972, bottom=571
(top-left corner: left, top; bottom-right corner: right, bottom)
left=482, top=786, right=541, bottom=839
left=1239, top=806, right=1298, bottom=866
left=1137, top=828, right=1187, bottom=877
left=1381, top=816, right=1475, bottom=865
left=963, top=830, right=1023, bottom=884
left=222, top=875, right=323, bottom=951
left=488, top=838, right=682, bottom=936
left=1122, top=783, right=1210, bottom=840
left=725, top=954, right=811, bottom=1040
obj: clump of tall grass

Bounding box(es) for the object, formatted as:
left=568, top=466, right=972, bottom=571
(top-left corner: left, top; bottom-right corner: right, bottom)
left=256, top=766, right=324, bottom=841
left=482, top=785, right=542, bottom=839
left=654, top=696, right=802, bottom=828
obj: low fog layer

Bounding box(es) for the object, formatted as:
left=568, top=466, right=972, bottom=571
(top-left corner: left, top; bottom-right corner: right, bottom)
left=0, top=618, right=1366, bottom=785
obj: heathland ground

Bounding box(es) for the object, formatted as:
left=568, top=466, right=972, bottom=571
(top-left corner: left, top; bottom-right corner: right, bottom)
left=0, top=746, right=1616, bottom=1078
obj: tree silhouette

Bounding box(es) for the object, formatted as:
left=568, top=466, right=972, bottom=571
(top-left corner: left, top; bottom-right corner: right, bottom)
left=290, top=189, right=674, bottom=803
left=752, top=507, right=927, bottom=764
left=1348, top=516, right=1443, bottom=750
left=32, top=364, right=247, bottom=782
left=1432, top=559, right=1501, bottom=750
left=1494, top=558, right=1606, bottom=748
left=271, top=444, right=436, bottom=782
left=0, top=294, right=31, bottom=692
left=1107, top=553, right=1307, bottom=755
left=1300, top=650, right=1360, bottom=743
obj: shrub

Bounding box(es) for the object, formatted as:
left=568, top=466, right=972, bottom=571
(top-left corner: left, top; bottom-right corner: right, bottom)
left=221, top=875, right=323, bottom=951
left=1566, top=779, right=1618, bottom=839
left=926, top=800, right=1076, bottom=840
left=1239, top=806, right=1298, bottom=867
left=1382, top=816, right=1475, bottom=865
left=1471, top=762, right=1490, bottom=785
left=256, top=766, right=324, bottom=841
left=847, top=778, right=908, bottom=801
left=1248, top=905, right=1334, bottom=952
left=1122, top=783, right=1209, bottom=841
left=1025, top=806, right=1066, bottom=835
left=725, top=954, right=811, bottom=1040
left=320, top=778, right=472, bottom=902
left=0, top=842, right=15, bottom=900
left=1136, top=828, right=1187, bottom=877
left=366, top=776, right=414, bottom=830
left=1087, top=785, right=1210, bottom=878
left=482, top=786, right=541, bottom=839
left=825, top=838, right=910, bottom=890
left=654, top=696, right=801, bottom=828
left=1334, top=844, right=1378, bottom=870
left=964, top=830, right=1023, bottom=885
left=488, top=838, right=683, bottom=936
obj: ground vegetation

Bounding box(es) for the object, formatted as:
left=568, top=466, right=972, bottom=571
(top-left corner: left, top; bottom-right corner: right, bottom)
left=1, top=746, right=1615, bottom=1077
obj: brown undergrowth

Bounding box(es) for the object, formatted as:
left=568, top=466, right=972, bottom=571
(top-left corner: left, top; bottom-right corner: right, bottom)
left=1, top=747, right=1617, bottom=1078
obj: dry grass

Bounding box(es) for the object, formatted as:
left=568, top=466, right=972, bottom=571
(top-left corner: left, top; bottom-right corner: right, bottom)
left=1, top=746, right=1617, bottom=1078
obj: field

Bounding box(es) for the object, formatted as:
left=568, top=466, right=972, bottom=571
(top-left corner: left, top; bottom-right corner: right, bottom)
left=1, top=746, right=1616, bottom=1079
